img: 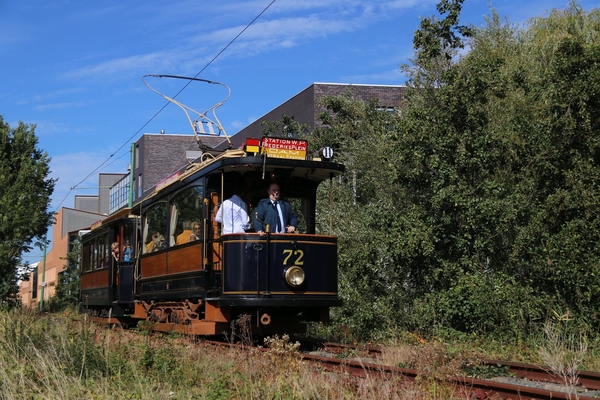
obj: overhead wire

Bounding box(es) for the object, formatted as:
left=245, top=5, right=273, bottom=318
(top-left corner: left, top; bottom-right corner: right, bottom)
left=57, top=0, right=278, bottom=211
left=54, top=148, right=131, bottom=212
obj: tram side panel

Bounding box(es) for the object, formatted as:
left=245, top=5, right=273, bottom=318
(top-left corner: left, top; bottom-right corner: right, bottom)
left=80, top=269, right=110, bottom=306
left=220, top=234, right=341, bottom=322
left=137, top=243, right=207, bottom=301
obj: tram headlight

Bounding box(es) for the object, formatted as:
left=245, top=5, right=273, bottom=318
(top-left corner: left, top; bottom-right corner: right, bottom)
left=284, top=266, right=305, bottom=287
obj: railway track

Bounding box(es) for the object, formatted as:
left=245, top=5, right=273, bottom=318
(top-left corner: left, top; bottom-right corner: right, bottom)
left=481, top=359, right=600, bottom=391
left=205, top=339, right=600, bottom=399
left=321, top=342, right=600, bottom=389
left=322, top=342, right=600, bottom=399
left=82, top=318, right=600, bottom=399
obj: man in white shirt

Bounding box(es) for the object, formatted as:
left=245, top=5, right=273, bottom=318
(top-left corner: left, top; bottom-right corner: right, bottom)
left=215, top=189, right=251, bottom=234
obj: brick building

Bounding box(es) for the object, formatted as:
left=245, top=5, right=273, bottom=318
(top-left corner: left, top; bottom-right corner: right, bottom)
left=131, top=133, right=225, bottom=202
left=19, top=207, right=104, bottom=307
left=220, top=82, right=406, bottom=149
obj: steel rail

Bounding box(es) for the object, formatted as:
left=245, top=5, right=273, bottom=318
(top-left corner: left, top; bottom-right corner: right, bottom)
left=482, top=359, right=600, bottom=391
left=322, top=342, right=600, bottom=391
left=204, top=340, right=598, bottom=399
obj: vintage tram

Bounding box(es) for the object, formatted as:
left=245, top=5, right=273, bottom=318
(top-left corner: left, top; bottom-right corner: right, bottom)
left=80, top=140, right=344, bottom=335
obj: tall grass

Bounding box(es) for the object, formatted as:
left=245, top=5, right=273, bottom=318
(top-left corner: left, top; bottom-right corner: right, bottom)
left=7, top=308, right=589, bottom=399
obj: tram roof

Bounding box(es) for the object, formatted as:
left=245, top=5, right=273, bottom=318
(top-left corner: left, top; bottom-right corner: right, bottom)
left=138, top=149, right=344, bottom=206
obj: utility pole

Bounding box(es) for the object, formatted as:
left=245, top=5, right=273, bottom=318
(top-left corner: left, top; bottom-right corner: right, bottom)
left=129, top=143, right=135, bottom=207
left=39, top=234, right=47, bottom=310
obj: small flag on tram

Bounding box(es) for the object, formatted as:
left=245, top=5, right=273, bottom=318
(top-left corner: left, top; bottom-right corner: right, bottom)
left=245, top=138, right=260, bottom=153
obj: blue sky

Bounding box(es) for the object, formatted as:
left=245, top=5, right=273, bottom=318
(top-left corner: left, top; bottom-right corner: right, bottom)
left=1, top=0, right=598, bottom=258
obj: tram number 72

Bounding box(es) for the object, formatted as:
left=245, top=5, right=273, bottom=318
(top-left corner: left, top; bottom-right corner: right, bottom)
left=282, top=249, right=304, bottom=266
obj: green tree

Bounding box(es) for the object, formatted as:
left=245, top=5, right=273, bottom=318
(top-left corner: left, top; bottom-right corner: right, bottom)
left=261, top=114, right=311, bottom=139
left=0, top=117, right=55, bottom=307
left=501, top=1, right=600, bottom=326
left=50, top=239, right=81, bottom=310
left=316, top=0, right=600, bottom=339
left=312, top=95, right=418, bottom=338
left=395, top=6, right=538, bottom=335
left=397, top=1, right=600, bottom=335
left=413, top=0, right=473, bottom=65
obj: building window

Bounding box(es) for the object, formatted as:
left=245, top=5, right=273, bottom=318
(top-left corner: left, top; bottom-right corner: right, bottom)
left=109, top=175, right=130, bottom=214
left=31, top=267, right=38, bottom=299
left=138, top=174, right=143, bottom=198
left=376, top=107, right=396, bottom=114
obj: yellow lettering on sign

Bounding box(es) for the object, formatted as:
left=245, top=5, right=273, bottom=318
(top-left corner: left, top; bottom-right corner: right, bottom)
left=265, top=148, right=306, bottom=160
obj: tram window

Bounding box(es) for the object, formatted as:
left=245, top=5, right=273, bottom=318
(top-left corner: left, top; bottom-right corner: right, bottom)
left=98, top=233, right=109, bottom=269
left=87, top=241, right=92, bottom=272
left=171, top=186, right=204, bottom=246
left=96, top=236, right=102, bottom=269
left=245, top=176, right=315, bottom=234
left=122, top=224, right=134, bottom=262
left=88, top=239, right=93, bottom=271
left=143, top=202, right=168, bottom=253
left=82, top=243, right=87, bottom=272
left=104, top=233, right=110, bottom=268
left=95, top=236, right=102, bottom=269
left=287, top=197, right=308, bottom=233
left=92, top=237, right=98, bottom=270
left=82, top=241, right=91, bottom=272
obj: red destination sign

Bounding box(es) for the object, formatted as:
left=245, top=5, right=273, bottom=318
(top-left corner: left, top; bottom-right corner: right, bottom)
left=261, top=137, right=308, bottom=151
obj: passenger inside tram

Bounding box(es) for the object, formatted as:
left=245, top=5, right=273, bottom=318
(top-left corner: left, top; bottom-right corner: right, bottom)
left=176, top=221, right=193, bottom=245
left=145, top=231, right=164, bottom=252
left=189, top=222, right=201, bottom=242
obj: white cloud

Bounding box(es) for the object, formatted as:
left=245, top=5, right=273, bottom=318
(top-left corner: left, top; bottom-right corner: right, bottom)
left=208, top=15, right=358, bottom=44
left=34, top=121, right=72, bottom=135
left=34, top=101, right=88, bottom=111
left=229, top=120, right=246, bottom=130
left=31, top=87, right=86, bottom=103
left=229, top=115, right=258, bottom=131
left=383, top=0, right=435, bottom=10
left=64, top=51, right=176, bottom=80
left=60, top=1, right=426, bottom=82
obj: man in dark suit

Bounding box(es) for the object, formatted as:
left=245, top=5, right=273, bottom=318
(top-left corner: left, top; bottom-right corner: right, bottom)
left=254, top=182, right=298, bottom=236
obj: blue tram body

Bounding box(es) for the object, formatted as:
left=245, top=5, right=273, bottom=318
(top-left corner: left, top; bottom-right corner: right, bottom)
left=80, top=145, right=344, bottom=335
left=219, top=234, right=340, bottom=304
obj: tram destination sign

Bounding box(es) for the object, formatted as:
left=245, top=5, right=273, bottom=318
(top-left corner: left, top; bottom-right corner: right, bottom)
left=260, top=137, right=308, bottom=160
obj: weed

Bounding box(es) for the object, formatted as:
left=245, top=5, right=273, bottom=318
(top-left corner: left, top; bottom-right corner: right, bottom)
left=538, top=320, right=587, bottom=399
left=334, top=347, right=358, bottom=359
left=380, top=340, right=465, bottom=380
left=207, top=375, right=233, bottom=400
left=461, top=362, right=510, bottom=379
left=225, top=313, right=254, bottom=345
left=264, top=334, right=301, bottom=360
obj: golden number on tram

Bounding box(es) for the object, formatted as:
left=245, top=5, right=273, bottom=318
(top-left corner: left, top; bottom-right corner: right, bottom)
left=282, top=249, right=304, bottom=266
